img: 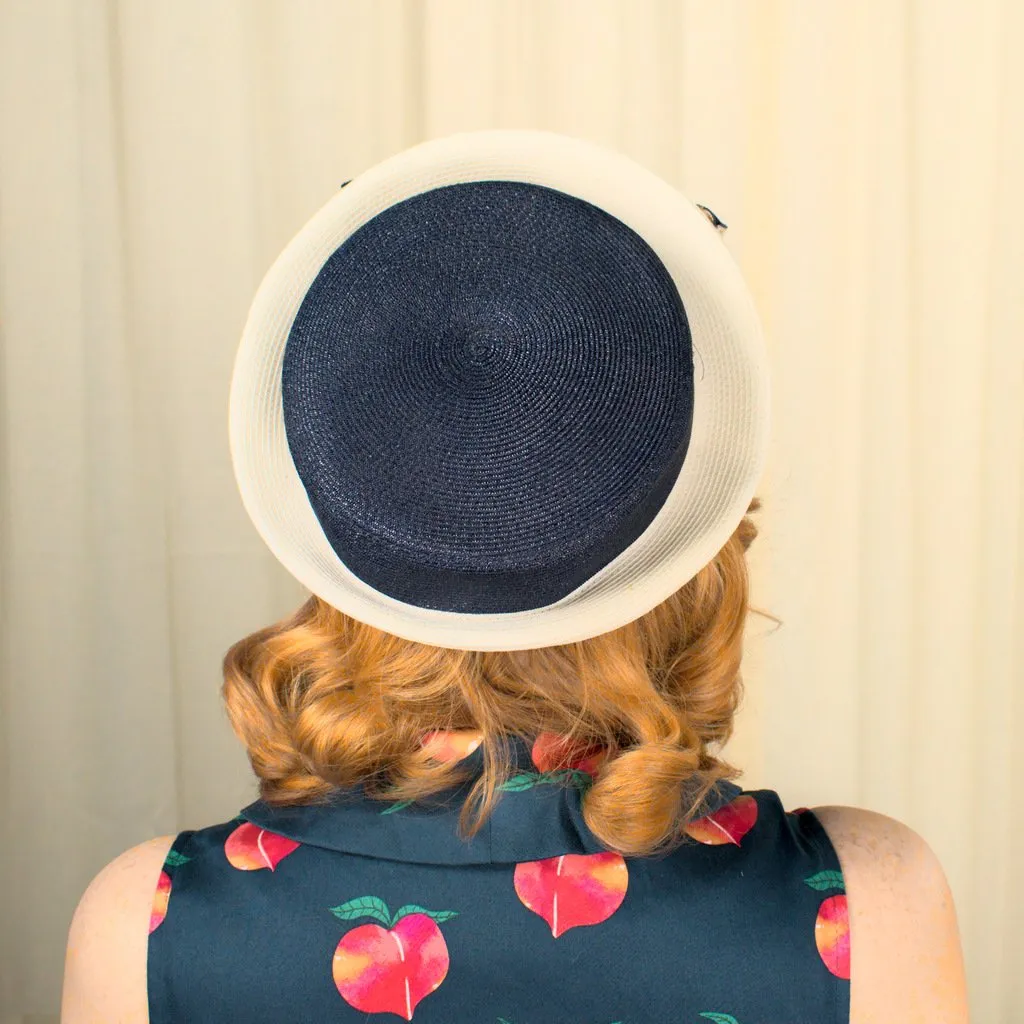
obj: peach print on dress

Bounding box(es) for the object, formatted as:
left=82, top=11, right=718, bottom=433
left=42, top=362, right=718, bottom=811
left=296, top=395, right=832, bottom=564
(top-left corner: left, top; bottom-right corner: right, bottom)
left=149, top=870, right=172, bottom=934
left=513, top=851, right=629, bottom=938
left=329, top=896, right=458, bottom=1020
left=224, top=821, right=301, bottom=871
left=530, top=732, right=609, bottom=777
left=419, top=729, right=609, bottom=777
left=420, top=729, right=483, bottom=763
left=683, top=795, right=759, bottom=846
left=149, top=848, right=190, bottom=933
left=804, top=870, right=850, bottom=978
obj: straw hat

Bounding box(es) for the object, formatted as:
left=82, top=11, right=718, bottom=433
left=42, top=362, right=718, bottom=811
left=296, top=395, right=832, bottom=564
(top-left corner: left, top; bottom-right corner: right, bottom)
left=229, top=128, right=769, bottom=651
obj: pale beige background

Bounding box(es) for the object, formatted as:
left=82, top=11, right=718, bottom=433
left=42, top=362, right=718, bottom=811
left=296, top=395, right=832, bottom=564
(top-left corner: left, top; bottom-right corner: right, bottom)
left=1, top=1, right=1022, bottom=1021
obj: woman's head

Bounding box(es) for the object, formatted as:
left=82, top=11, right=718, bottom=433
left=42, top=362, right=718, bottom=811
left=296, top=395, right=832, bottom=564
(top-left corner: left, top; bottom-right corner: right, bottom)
left=222, top=498, right=760, bottom=859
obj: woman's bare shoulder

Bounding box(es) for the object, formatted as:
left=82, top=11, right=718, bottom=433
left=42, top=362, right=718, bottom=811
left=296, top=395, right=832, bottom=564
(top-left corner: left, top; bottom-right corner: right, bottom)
left=61, top=833, right=175, bottom=1023
left=810, top=805, right=971, bottom=1023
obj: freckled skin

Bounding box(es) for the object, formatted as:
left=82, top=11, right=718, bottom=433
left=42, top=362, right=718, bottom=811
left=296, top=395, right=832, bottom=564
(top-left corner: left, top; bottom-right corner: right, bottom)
left=810, top=805, right=971, bottom=1020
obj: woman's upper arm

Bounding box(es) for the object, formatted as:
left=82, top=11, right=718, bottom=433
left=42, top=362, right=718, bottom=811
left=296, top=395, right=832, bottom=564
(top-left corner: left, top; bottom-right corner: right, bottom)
left=61, top=834, right=175, bottom=1024
left=812, top=804, right=971, bottom=1024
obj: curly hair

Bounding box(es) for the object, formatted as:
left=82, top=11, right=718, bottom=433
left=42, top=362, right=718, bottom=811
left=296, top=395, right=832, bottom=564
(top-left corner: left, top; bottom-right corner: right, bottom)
left=222, top=498, right=762, bottom=859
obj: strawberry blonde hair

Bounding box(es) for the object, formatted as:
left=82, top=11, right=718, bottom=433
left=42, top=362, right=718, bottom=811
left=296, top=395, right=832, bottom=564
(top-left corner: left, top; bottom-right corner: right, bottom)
left=222, top=499, right=761, bottom=859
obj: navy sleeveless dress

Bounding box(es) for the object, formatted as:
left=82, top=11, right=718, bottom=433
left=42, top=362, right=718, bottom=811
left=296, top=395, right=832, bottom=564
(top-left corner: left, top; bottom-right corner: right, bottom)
left=147, top=733, right=851, bottom=1023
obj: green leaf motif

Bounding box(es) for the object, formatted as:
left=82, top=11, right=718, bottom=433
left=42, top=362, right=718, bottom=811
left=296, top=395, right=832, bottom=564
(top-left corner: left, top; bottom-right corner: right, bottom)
left=392, top=903, right=458, bottom=925
left=498, top=773, right=542, bottom=792
left=698, top=1014, right=741, bottom=1024
left=329, top=895, right=392, bottom=927
left=498, top=768, right=596, bottom=793
left=803, top=869, right=846, bottom=892
left=389, top=901, right=425, bottom=925
left=426, top=909, right=459, bottom=923
left=535, top=770, right=571, bottom=786
left=163, top=850, right=191, bottom=868
left=393, top=903, right=431, bottom=923
left=380, top=799, right=414, bottom=815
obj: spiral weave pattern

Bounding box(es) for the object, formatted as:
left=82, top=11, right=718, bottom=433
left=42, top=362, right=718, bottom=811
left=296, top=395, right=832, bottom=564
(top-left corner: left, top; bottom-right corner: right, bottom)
left=281, top=181, right=694, bottom=613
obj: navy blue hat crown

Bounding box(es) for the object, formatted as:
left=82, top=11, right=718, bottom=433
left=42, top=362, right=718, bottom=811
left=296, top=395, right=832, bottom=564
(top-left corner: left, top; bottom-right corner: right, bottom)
left=281, top=180, right=695, bottom=614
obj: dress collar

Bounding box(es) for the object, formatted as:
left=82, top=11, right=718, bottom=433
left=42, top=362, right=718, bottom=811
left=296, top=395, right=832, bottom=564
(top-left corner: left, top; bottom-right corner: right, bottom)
left=239, top=730, right=744, bottom=864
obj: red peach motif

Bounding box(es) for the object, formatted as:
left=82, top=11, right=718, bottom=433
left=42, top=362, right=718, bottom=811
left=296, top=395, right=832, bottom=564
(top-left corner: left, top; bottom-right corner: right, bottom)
left=224, top=821, right=301, bottom=871
left=514, top=851, right=628, bottom=937
left=683, top=795, right=759, bottom=846
left=804, top=870, right=850, bottom=978
left=531, top=732, right=609, bottom=778
left=814, top=893, right=850, bottom=978
left=329, top=896, right=458, bottom=1020
left=420, top=730, right=483, bottom=763
left=149, top=870, right=171, bottom=934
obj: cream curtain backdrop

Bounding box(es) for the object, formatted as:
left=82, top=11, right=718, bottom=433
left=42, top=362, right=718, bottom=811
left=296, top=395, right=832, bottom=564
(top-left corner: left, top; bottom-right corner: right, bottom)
left=1, top=0, right=1021, bottom=1020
